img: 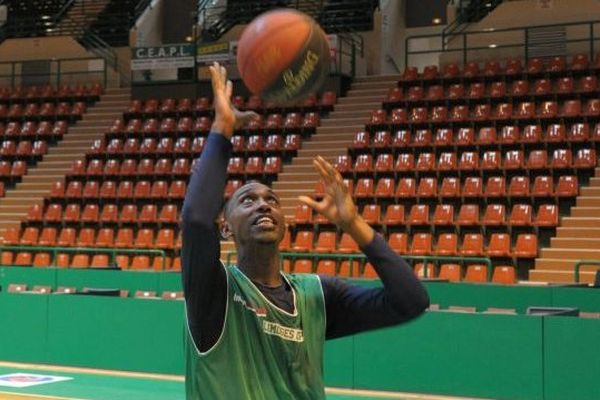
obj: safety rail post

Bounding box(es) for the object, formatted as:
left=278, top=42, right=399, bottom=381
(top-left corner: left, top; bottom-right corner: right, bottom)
left=57, top=60, right=62, bottom=87
left=590, top=23, right=595, bottom=62
left=524, top=27, right=529, bottom=64
left=573, top=260, right=600, bottom=283
left=462, top=33, right=467, bottom=65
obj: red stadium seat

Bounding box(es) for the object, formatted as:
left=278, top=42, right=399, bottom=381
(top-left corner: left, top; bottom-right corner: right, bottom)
left=388, top=233, right=408, bottom=254
left=457, top=204, right=479, bottom=226
left=436, top=233, right=458, bottom=256
left=433, top=204, right=454, bottom=226
left=461, top=234, right=484, bottom=257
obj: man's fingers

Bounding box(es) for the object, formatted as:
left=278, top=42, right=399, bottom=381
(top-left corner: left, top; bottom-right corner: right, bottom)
left=313, top=159, right=332, bottom=183
left=298, top=195, right=320, bottom=210
left=225, top=80, right=233, bottom=99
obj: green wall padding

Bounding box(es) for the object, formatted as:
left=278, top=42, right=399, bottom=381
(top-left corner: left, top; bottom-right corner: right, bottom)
left=544, top=317, right=600, bottom=400
left=323, top=337, right=354, bottom=388
left=46, top=295, right=184, bottom=374
left=0, top=293, right=49, bottom=363
left=550, top=287, right=600, bottom=312
left=353, top=312, right=544, bottom=400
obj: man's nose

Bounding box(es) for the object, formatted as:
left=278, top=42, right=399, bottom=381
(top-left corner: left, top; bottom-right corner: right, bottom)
left=255, top=197, right=271, bottom=210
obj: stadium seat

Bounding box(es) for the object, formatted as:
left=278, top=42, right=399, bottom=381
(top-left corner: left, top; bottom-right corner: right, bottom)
left=414, top=263, right=435, bottom=279
left=115, top=228, right=134, bottom=248
left=483, top=204, right=505, bottom=226
left=294, top=259, right=313, bottom=274
left=316, top=260, right=336, bottom=276
left=528, top=150, right=549, bottom=170
left=20, top=227, right=39, bottom=246
left=458, top=201, right=481, bottom=225
left=514, top=234, right=538, bottom=258
left=532, top=176, right=554, bottom=197
left=463, top=177, right=483, bottom=198
left=534, top=204, right=558, bottom=226
left=77, top=228, right=95, bottom=247
left=135, top=229, right=154, bottom=249
left=433, top=204, right=454, bottom=226
left=485, top=176, right=506, bottom=198
left=383, top=204, right=404, bottom=226
left=314, top=232, right=336, bottom=253
left=388, top=233, right=408, bottom=254
left=439, top=264, right=462, bottom=282
left=492, top=266, right=516, bottom=285
left=408, top=204, right=429, bottom=226
left=292, top=231, right=313, bottom=252
left=488, top=234, right=511, bottom=257
left=464, top=265, right=488, bottom=283
left=338, top=233, right=359, bottom=253
left=410, top=233, right=432, bottom=255
left=57, top=228, right=76, bottom=247
left=440, top=177, right=460, bottom=198
left=361, top=205, right=381, bottom=225
left=354, top=178, right=374, bottom=198
left=509, top=204, right=532, bottom=226
left=509, top=176, right=530, bottom=197
left=38, top=228, right=57, bottom=246
left=375, top=178, right=395, bottom=198
left=436, top=233, right=458, bottom=256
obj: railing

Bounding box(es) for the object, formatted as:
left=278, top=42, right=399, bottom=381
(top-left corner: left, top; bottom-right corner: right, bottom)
left=0, top=57, right=108, bottom=88
left=225, top=252, right=494, bottom=281
left=443, top=0, right=504, bottom=48
left=573, top=260, right=600, bottom=283
left=0, top=246, right=168, bottom=270
left=405, top=20, right=600, bottom=69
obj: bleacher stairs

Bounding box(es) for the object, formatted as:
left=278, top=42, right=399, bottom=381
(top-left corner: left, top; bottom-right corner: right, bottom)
left=273, top=75, right=402, bottom=218
left=0, top=88, right=130, bottom=235
left=55, top=0, right=111, bottom=33
left=531, top=166, right=600, bottom=283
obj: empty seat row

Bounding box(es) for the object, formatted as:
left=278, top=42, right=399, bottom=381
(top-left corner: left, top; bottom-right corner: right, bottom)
left=284, top=230, right=538, bottom=258
left=0, top=83, right=103, bottom=101
left=336, top=149, right=596, bottom=175
left=314, top=175, right=579, bottom=199
left=352, top=124, right=600, bottom=151
left=293, top=203, right=559, bottom=228
left=0, top=102, right=86, bottom=119
left=400, top=54, right=600, bottom=81
left=1, top=251, right=180, bottom=271
left=386, top=76, right=599, bottom=103
left=89, top=134, right=302, bottom=158
left=111, top=113, right=320, bottom=136
left=0, top=161, right=28, bottom=179
left=368, top=100, right=600, bottom=126
left=0, top=121, right=68, bottom=139
left=125, top=92, right=336, bottom=116
left=287, top=258, right=516, bottom=284
left=67, top=158, right=193, bottom=178
left=49, top=180, right=187, bottom=201
left=1, top=226, right=181, bottom=250
left=26, top=203, right=180, bottom=226
left=0, top=140, right=48, bottom=159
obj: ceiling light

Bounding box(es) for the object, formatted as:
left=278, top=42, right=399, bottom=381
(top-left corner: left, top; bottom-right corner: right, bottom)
left=432, top=17, right=442, bottom=24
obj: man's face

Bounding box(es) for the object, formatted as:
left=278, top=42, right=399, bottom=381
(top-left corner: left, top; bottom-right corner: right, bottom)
left=225, top=182, right=286, bottom=245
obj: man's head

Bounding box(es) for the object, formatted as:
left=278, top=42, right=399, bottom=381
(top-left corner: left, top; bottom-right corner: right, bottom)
left=222, top=181, right=286, bottom=247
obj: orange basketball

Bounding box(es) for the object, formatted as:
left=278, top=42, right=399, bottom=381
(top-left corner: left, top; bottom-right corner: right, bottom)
left=236, top=9, right=330, bottom=104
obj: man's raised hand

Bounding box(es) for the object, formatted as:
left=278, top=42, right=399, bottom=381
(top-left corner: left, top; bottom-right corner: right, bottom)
left=209, top=62, right=257, bottom=138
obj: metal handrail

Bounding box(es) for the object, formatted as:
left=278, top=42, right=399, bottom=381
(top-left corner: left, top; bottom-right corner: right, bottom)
left=0, top=56, right=108, bottom=88
left=405, top=19, right=600, bottom=68
left=225, top=251, right=494, bottom=281
left=573, top=260, right=600, bottom=283
left=0, top=245, right=168, bottom=270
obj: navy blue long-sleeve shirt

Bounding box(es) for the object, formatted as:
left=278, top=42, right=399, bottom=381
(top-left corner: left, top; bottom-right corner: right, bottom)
left=182, top=133, right=429, bottom=351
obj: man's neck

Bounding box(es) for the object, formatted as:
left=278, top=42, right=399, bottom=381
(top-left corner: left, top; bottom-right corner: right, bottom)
left=237, top=243, right=282, bottom=287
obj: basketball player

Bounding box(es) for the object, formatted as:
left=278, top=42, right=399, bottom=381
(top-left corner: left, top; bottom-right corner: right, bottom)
left=182, top=62, right=430, bottom=399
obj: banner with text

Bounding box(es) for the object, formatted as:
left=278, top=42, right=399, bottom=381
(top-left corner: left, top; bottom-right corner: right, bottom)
left=131, top=44, right=195, bottom=70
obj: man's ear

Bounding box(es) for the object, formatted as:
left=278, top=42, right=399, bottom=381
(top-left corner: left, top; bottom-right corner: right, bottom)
left=221, top=220, right=233, bottom=240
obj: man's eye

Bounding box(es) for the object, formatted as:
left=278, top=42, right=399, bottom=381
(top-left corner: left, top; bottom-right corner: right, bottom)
left=268, top=197, right=279, bottom=205
left=242, top=197, right=254, bottom=204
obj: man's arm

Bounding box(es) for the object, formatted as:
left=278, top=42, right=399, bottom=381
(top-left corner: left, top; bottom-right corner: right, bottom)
left=181, top=63, right=255, bottom=351
left=299, top=157, right=429, bottom=339
left=320, top=234, right=429, bottom=339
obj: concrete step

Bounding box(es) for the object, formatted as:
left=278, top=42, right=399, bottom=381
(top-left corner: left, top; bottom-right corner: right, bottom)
left=556, top=227, right=600, bottom=238
left=0, top=197, right=41, bottom=206
left=14, top=182, right=53, bottom=191
left=337, top=96, right=384, bottom=105
left=328, top=109, right=373, bottom=119
left=539, top=248, right=600, bottom=260
left=334, top=102, right=382, bottom=112
left=550, top=237, right=600, bottom=248
left=282, top=164, right=319, bottom=174
left=320, top=117, right=366, bottom=126
left=273, top=181, right=319, bottom=190
left=21, top=175, right=64, bottom=184
left=561, top=217, right=600, bottom=227
left=353, top=74, right=402, bottom=83
left=570, top=207, right=600, bottom=217
left=3, top=190, right=48, bottom=199
left=581, top=187, right=600, bottom=196
left=589, top=177, right=600, bottom=187
left=27, top=167, right=70, bottom=177
left=351, top=81, right=396, bottom=91
left=346, top=88, right=390, bottom=97
left=576, top=197, right=600, bottom=207
left=528, top=269, right=595, bottom=284
left=534, top=258, right=581, bottom=270
left=315, top=125, right=364, bottom=134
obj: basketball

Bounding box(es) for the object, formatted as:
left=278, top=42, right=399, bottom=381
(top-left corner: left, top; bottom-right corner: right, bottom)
left=236, top=9, right=331, bottom=104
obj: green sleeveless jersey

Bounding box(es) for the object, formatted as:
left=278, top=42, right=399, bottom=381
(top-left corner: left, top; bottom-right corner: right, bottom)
left=184, top=265, right=326, bottom=400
